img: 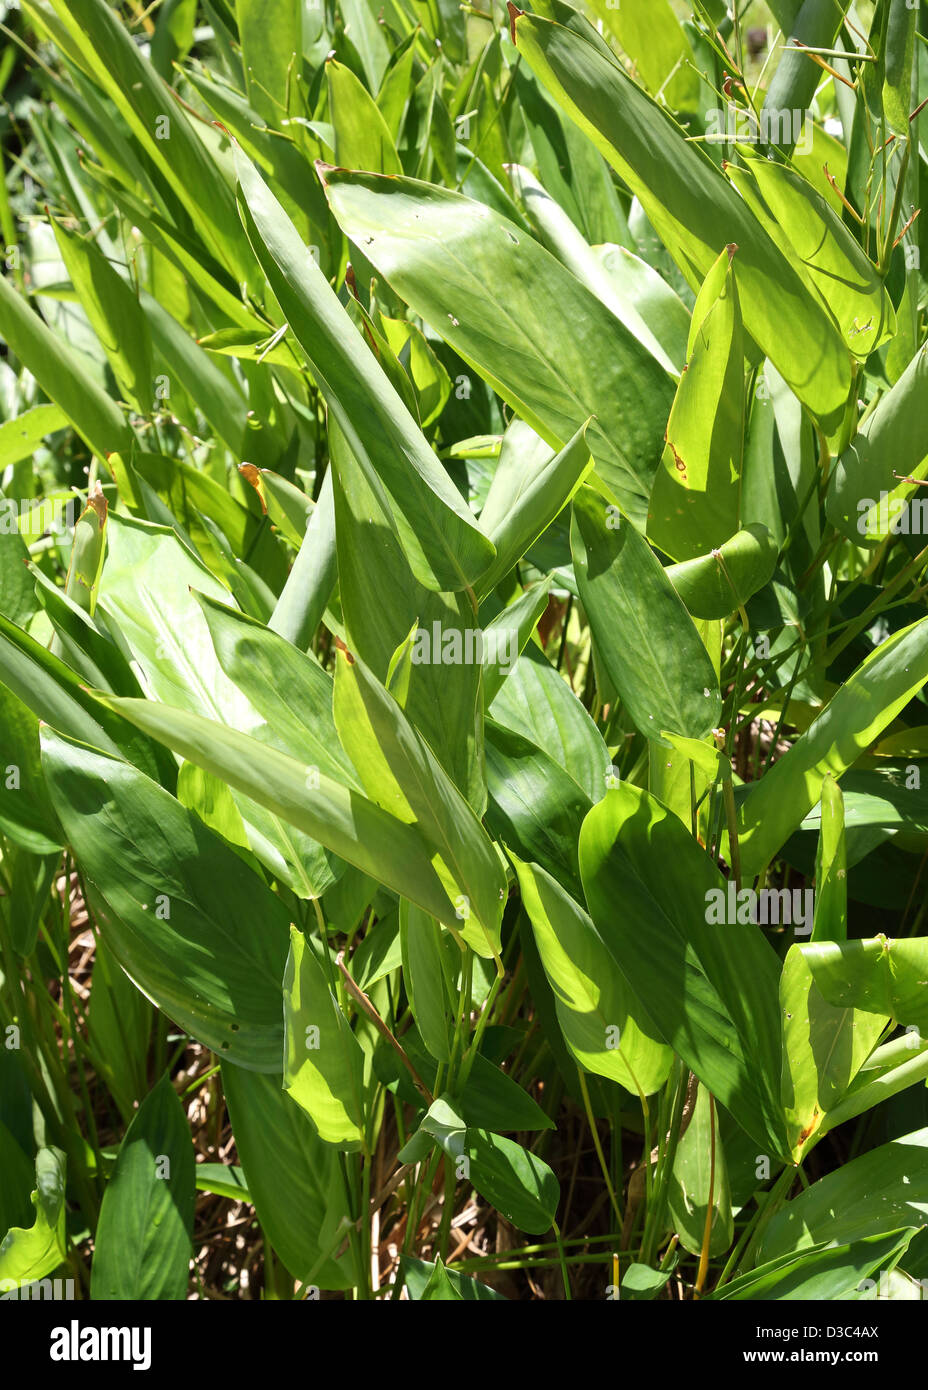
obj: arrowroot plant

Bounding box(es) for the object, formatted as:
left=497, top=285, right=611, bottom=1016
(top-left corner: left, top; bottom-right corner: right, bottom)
left=0, top=0, right=928, bottom=1307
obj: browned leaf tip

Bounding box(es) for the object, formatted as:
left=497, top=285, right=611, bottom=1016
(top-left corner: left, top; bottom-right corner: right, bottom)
left=507, top=2, right=523, bottom=44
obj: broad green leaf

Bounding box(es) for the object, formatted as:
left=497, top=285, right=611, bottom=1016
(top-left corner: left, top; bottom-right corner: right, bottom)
left=666, top=524, right=777, bottom=620
left=0, top=403, right=67, bottom=468
left=0, top=608, right=167, bottom=783
left=221, top=1064, right=352, bottom=1288
left=592, top=243, right=690, bottom=375
left=779, top=945, right=887, bottom=1163
left=90, top=1073, right=194, bottom=1300
left=329, top=419, right=484, bottom=808
left=283, top=926, right=365, bottom=1148
left=761, top=1128, right=928, bottom=1261
left=52, top=218, right=153, bottom=413
left=0, top=514, right=39, bottom=629
left=6, top=849, right=59, bottom=956
left=485, top=719, right=590, bottom=900
left=41, top=729, right=292, bottom=1070
left=579, top=783, right=787, bottom=1156
left=667, top=1083, right=733, bottom=1258
left=812, top=773, right=847, bottom=942
left=100, top=513, right=336, bottom=897
left=0, top=1147, right=67, bottom=1287
left=0, top=682, right=63, bottom=855
left=37, top=0, right=256, bottom=286
left=737, top=152, right=895, bottom=358
left=570, top=485, right=722, bottom=740
left=507, top=164, right=678, bottom=374
left=400, top=900, right=453, bottom=1063
left=88, top=939, right=153, bottom=1121
left=513, top=855, right=672, bottom=1095
left=587, top=0, right=697, bottom=109
left=236, top=0, right=300, bottom=122
left=422, top=1097, right=560, bottom=1234
left=714, top=1229, right=916, bottom=1301
left=884, top=0, right=919, bottom=133
left=489, top=643, right=610, bottom=804
left=0, top=273, right=132, bottom=458
left=477, top=420, right=593, bottom=597
left=648, top=247, right=745, bottom=561
left=480, top=579, right=552, bottom=708
left=826, top=344, right=928, bottom=543
left=510, top=7, right=852, bottom=432
left=321, top=166, right=676, bottom=526
left=195, top=591, right=356, bottom=787
left=800, top=934, right=928, bottom=1034
left=235, top=150, right=493, bottom=592
left=328, top=58, right=402, bottom=175
left=512, top=63, right=631, bottom=249
left=103, top=694, right=475, bottom=935
left=333, top=647, right=505, bottom=957
left=736, top=617, right=928, bottom=878
left=400, top=1255, right=507, bottom=1301
left=761, top=0, right=853, bottom=151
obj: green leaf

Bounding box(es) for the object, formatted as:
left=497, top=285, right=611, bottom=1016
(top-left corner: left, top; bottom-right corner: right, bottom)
left=283, top=925, right=365, bottom=1148
left=41, top=728, right=292, bottom=1070
left=0, top=403, right=67, bottom=469
left=489, top=643, right=610, bottom=804
left=826, top=344, right=928, bottom=543
left=38, top=0, right=256, bottom=286
left=714, top=1229, right=917, bottom=1301
left=0, top=607, right=166, bottom=782
left=648, top=247, right=745, bottom=561
left=221, top=1064, right=352, bottom=1288
left=667, top=1083, right=733, bottom=1258
left=510, top=6, right=852, bottom=433
left=0, top=682, right=63, bottom=855
left=570, top=485, right=722, bottom=741
left=666, top=524, right=778, bottom=621
left=800, top=934, right=928, bottom=1033
left=399, top=900, right=453, bottom=1063
left=422, top=1097, right=560, bottom=1233
left=329, top=419, right=484, bottom=808
left=328, top=57, right=401, bottom=175
left=477, top=420, right=593, bottom=597
left=103, top=693, right=471, bottom=937
left=587, top=0, right=697, bottom=108
left=513, top=855, right=672, bottom=1095
left=51, top=218, right=153, bottom=414
left=333, top=647, right=506, bottom=958
left=812, top=773, right=847, bottom=943
left=234, top=150, right=494, bottom=592
left=507, top=163, right=678, bottom=374
left=100, top=513, right=335, bottom=897
left=0, top=273, right=132, bottom=458
left=0, top=1147, right=67, bottom=1288
left=485, top=719, right=590, bottom=900
left=321, top=166, right=676, bottom=527
left=736, top=617, right=928, bottom=878
left=579, top=783, right=787, bottom=1156
left=236, top=0, right=301, bottom=122
left=779, top=944, right=887, bottom=1162
left=88, top=940, right=153, bottom=1120
left=736, top=152, right=895, bottom=359
left=761, top=1128, right=928, bottom=1262
left=400, top=1255, right=507, bottom=1300
left=90, top=1073, right=194, bottom=1300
